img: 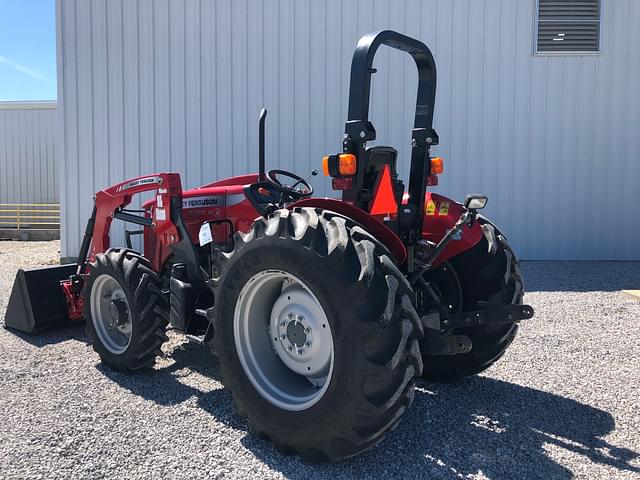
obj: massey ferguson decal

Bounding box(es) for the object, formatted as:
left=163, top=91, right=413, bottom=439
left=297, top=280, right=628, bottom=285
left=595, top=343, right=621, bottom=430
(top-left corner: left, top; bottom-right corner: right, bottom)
left=181, top=194, right=225, bottom=220
left=116, top=176, right=162, bottom=192
left=182, top=195, right=223, bottom=209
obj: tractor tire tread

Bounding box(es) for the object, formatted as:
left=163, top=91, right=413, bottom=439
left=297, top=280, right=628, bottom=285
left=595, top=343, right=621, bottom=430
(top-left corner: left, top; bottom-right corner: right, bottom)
left=211, top=207, right=421, bottom=462
left=83, top=248, right=168, bottom=372
left=420, top=220, right=524, bottom=382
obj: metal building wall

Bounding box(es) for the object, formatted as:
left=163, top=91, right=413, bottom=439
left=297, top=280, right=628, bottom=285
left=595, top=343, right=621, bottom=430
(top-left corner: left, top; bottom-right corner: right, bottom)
left=56, top=0, right=640, bottom=260
left=0, top=102, right=58, bottom=204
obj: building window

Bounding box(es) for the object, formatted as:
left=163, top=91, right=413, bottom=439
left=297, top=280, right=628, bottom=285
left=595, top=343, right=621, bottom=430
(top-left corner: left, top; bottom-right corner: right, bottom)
left=536, top=0, right=601, bottom=54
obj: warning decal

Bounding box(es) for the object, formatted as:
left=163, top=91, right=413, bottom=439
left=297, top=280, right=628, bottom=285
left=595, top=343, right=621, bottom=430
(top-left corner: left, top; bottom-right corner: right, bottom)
left=369, top=164, right=399, bottom=216
left=426, top=200, right=436, bottom=216
left=438, top=201, right=449, bottom=216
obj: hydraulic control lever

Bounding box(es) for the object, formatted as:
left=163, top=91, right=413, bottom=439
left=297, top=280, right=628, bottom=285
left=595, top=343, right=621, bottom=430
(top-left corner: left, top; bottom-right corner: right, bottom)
left=290, top=169, right=318, bottom=192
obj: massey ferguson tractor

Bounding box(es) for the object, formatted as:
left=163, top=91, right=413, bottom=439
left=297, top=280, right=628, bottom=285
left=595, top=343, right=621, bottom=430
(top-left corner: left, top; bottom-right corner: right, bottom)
left=6, top=31, right=533, bottom=461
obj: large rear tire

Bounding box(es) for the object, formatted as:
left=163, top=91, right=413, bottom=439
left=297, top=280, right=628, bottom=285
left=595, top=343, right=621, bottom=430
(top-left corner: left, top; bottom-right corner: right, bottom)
left=84, top=248, right=169, bottom=372
left=211, top=208, right=423, bottom=462
left=420, top=220, right=524, bottom=382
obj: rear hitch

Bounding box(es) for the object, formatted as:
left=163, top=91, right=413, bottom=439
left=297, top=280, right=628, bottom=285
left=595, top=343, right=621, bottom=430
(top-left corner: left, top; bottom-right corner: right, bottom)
left=418, top=267, right=534, bottom=357
left=443, top=303, right=534, bottom=329
left=421, top=301, right=534, bottom=332
left=419, top=304, right=533, bottom=356
left=421, top=332, right=473, bottom=356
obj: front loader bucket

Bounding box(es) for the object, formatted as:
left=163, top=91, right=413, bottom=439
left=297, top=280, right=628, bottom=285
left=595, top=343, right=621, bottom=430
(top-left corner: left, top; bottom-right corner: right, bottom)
left=4, top=264, right=78, bottom=334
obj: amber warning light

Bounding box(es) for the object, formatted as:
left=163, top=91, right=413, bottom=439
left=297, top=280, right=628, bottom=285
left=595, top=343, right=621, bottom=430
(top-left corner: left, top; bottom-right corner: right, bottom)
left=322, top=154, right=357, bottom=177
left=430, top=157, right=444, bottom=175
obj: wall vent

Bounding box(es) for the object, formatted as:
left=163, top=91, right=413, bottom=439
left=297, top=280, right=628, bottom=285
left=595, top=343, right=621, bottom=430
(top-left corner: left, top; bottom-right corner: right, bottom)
left=536, top=0, right=601, bottom=53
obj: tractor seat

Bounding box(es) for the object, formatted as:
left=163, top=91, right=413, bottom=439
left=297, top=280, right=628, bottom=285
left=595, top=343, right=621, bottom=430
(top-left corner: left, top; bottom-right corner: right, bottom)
left=363, top=146, right=404, bottom=207
left=364, top=146, right=398, bottom=177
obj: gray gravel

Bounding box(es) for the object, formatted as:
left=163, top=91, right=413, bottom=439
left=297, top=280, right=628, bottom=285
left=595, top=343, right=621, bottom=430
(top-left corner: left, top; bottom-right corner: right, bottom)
left=1, top=240, right=639, bottom=479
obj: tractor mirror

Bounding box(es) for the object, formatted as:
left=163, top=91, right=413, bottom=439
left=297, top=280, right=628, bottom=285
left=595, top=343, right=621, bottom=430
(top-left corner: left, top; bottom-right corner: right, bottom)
left=464, top=195, right=488, bottom=210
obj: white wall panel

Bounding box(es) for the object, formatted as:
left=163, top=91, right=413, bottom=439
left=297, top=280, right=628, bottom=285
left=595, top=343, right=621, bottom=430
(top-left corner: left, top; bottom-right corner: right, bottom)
left=0, top=102, right=57, bottom=204
left=57, top=0, right=640, bottom=260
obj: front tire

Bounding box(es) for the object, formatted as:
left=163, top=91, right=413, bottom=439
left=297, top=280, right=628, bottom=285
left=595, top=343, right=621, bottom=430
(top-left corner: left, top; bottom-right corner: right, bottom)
left=420, top=220, right=524, bottom=382
left=84, top=248, right=169, bottom=372
left=211, top=208, right=423, bottom=462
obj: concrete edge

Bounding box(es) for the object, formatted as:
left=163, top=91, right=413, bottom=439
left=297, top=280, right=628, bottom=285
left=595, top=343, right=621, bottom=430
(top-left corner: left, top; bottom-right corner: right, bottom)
left=622, top=290, right=640, bottom=301
left=0, top=230, right=60, bottom=241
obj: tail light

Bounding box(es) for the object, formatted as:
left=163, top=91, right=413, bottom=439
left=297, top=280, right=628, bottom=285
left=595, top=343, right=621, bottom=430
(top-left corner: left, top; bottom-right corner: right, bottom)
left=332, top=177, right=353, bottom=190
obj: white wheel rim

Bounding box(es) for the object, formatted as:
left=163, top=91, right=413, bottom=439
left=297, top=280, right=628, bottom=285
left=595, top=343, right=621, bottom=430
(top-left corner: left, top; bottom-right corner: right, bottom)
left=90, top=274, right=132, bottom=355
left=233, top=270, right=334, bottom=411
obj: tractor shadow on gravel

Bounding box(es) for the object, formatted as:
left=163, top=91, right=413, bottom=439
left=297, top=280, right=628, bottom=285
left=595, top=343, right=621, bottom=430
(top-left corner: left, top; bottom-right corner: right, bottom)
left=98, top=338, right=248, bottom=431
left=245, top=378, right=639, bottom=479
left=303, top=378, right=637, bottom=480
left=99, top=340, right=639, bottom=479
left=6, top=324, right=88, bottom=347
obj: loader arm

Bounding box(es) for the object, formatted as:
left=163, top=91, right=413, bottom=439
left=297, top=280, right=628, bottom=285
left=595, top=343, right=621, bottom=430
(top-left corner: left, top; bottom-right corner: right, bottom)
left=62, top=173, right=197, bottom=323
left=5, top=173, right=192, bottom=331
left=87, top=173, right=183, bottom=264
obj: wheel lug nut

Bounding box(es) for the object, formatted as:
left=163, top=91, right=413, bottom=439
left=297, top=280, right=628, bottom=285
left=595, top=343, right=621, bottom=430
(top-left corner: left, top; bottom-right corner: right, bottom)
left=298, top=315, right=304, bottom=322
left=280, top=335, right=286, bottom=340
left=304, top=327, right=311, bottom=334
left=287, top=313, right=293, bottom=319
left=280, top=321, right=287, bottom=327
left=297, top=348, right=304, bottom=355
left=305, top=342, right=311, bottom=348
left=287, top=346, right=293, bottom=352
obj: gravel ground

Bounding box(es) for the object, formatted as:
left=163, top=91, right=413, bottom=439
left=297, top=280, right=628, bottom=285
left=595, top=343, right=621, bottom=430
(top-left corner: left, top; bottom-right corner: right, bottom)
left=0, top=240, right=639, bottom=479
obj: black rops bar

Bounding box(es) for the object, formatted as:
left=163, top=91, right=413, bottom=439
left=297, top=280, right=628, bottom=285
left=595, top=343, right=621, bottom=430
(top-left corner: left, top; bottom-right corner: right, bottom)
left=346, top=30, right=437, bottom=130
left=342, top=30, right=438, bottom=244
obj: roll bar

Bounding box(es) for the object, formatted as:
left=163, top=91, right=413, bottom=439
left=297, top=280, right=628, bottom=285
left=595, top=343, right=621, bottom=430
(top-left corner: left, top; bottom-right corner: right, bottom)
left=346, top=30, right=437, bottom=140
left=343, top=30, right=439, bottom=245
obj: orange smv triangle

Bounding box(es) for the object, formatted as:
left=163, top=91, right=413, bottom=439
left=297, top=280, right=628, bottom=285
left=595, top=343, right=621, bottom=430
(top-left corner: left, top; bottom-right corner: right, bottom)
left=369, top=164, right=398, bottom=215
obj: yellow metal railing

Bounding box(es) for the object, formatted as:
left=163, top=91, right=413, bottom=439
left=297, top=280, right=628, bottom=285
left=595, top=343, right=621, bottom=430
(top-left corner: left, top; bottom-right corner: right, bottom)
left=0, top=203, right=60, bottom=230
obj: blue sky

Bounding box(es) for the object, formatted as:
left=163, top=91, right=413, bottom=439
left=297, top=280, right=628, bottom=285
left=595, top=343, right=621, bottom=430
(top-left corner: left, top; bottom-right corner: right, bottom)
left=0, top=0, right=56, bottom=101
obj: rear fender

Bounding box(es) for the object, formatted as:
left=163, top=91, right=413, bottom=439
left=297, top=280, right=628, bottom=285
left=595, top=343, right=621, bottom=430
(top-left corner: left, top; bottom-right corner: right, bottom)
left=422, top=193, right=483, bottom=267
left=291, top=197, right=407, bottom=264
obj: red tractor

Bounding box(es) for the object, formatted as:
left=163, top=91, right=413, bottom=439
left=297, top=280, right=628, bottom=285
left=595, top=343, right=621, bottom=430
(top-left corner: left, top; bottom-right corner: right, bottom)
left=6, top=31, right=533, bottom=461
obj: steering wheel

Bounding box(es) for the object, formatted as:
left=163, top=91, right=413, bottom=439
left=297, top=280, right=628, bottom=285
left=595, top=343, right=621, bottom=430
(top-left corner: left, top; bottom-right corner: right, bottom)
left=266, top=169, right=314, bottom=200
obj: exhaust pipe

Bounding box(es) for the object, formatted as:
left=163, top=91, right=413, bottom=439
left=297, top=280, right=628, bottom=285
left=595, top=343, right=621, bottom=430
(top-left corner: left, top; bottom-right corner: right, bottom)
left=4, top=264, right=78, bottom=333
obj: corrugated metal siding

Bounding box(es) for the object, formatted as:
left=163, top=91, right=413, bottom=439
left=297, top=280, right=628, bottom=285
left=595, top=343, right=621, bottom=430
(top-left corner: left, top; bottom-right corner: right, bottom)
left=0, top=102, right=58, bottom=204
left=56, top=0, right=640, bottom=260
